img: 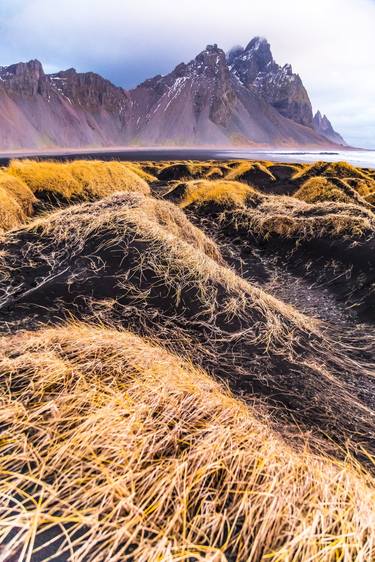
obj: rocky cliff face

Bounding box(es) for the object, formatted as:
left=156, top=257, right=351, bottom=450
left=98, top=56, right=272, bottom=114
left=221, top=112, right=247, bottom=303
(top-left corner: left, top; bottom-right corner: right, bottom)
left=49, top=68, right=130, bottom=116
left=0, top=59, right=46, bottom=96
left=127, top=44, right=240, bottom=144
left=313, top=111, right=346, bottom=145
left=0, top=60, right=131, bottom=149
left=228, top=37, right=313, bottom=127
left=0, top=39, right=345, bottom=150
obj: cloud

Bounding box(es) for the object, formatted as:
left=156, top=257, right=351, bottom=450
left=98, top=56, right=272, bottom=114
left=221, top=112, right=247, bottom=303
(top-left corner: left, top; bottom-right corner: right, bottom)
left=0, top=0, right=374, bottom=147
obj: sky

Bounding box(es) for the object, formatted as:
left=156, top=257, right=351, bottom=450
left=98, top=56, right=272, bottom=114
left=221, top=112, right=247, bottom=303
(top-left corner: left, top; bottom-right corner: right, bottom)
left=0, top=0, right=374, bottom=148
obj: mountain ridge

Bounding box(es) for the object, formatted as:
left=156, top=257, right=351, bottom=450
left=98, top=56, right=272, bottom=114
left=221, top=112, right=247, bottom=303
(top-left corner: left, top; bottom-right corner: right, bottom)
left=0, top=38, right=346, bottom=150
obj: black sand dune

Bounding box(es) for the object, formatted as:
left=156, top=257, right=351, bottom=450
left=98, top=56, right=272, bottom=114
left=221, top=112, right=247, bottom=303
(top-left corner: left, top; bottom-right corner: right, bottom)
left=1, top=158, right=375, bottom=561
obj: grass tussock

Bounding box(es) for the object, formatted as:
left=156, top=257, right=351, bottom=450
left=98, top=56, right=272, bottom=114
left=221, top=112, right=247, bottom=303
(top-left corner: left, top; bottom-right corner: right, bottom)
left=179, top=179, right=260, bottom=209
left=8, top=159, right=150, bottom=201
left=1, top=323, right=375, bottom=561
left=121, top=161, right=158, bottom=182
left=0, top=170, right=36, bottom=231
left=157, top=161, right=230, bottom=182
left=224, top=161, right=276, bottom=188
left=293, top=160, right=375, bottom=183
left=294, top=176, right=373, bottom=209
left=266, top=163, right=302, bottom=180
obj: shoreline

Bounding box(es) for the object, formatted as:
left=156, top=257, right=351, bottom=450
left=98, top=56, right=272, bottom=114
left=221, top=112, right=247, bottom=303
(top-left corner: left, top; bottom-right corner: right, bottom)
left=0, top=146, right=374, bottom=169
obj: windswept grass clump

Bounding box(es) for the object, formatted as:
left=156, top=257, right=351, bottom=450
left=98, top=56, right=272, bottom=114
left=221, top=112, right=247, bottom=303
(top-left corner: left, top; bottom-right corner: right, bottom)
left=157, top=161, right=231, bottom=182
left=267, top=163, right=302, bottom=180
left=294, top=176, right=373, bottom=209
left=179, top=179, right=260, bottom=208
left=121, top=161, right=158, bottom=182
left=293, top=160, right=375, bottom=183
left=1, top=323, right=375, bottom=561
left=225, top=161, right=276, bottom=189
left=0, top=171, right=36, bottom=231
left=230, top=196, right=375, bottom=239
left=8, top=159, right=150, bottom=202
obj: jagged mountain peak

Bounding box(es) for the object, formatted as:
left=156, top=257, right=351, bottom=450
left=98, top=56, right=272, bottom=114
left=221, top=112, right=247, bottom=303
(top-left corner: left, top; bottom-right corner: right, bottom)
left=227, top=37, right=275, bottom=73
left=313, top=110, right=346, bottom=145
left=192, top=44, right=228, bottom=77
left=195, top=44, right=226, bottom=63
left=54, top=67, right=77, bottom=77
left=244, top=36, right=274, bottom=68
left=228, top=37, right=276, bottom=85
left=229, top=37, right=313, bottom=127
left=227, top=45, right=245, bottom=65
left=2, top=59, right=44, bottom=77
left=245, top=36, right=269, bottom=50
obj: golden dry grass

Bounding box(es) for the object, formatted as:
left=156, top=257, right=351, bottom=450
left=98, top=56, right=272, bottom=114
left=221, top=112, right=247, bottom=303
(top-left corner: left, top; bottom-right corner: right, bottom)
left=121, top=161, right=158, bottom=183
left=206, top=165, right=224, bottom=179
left=225, top=161, right=276, bottom=185
left=157, top=161, right=232, bottom=182
left=233, top=197, right=375, bottom=239
left=1, top=323, right=375, bottom=561
left=2, top=189, right=375, bottom=453
left=0, top=170, right=36, bottom=231
left=266, top=163, right=302, bottom=179
left=294, top=176, right=373, bottom=208
left=8, top=159, right=150, bottom=200
left=292, top=160, right=375, bottom=183
left=23, top=191, right=223, bottom=266
left=179, top=179, right=375, bottom=240
left=179, top=179, right=260, bottom=209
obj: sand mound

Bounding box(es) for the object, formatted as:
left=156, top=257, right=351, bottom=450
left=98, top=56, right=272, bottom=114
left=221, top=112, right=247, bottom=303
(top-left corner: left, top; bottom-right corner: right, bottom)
left=178, top=179, right=260, bottom=208
left=293, top=160, right=375, bottom=184
left=0, top=191, right=374, bottom=453
left=157, top=161, right=229, bottom=182
left=179, top=179, right=375, bottom=240
left=178, top=179, right=375, bottom=319
left=121, top=161, right=158, bottom=182
left=225, top=161, right=276, bottom=190
left=294, top=176, right=374, bottom=208
left=8, top=159, right=150, bottom=204
left=1, top=323, right=374, bottom=561
left=267, top=163, right=302, bottom=180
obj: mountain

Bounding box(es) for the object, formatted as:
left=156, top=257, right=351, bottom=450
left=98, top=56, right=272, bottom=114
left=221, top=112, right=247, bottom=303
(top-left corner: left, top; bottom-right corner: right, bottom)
left=0, top=39, right=345, bottom=150
left=228, top=37, right=313, bottom=127
left=313, top=110, right=346, bottom=145
left=0, top=60, right=130, bottom=149
left=128, top=43, right=327, bottom=147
